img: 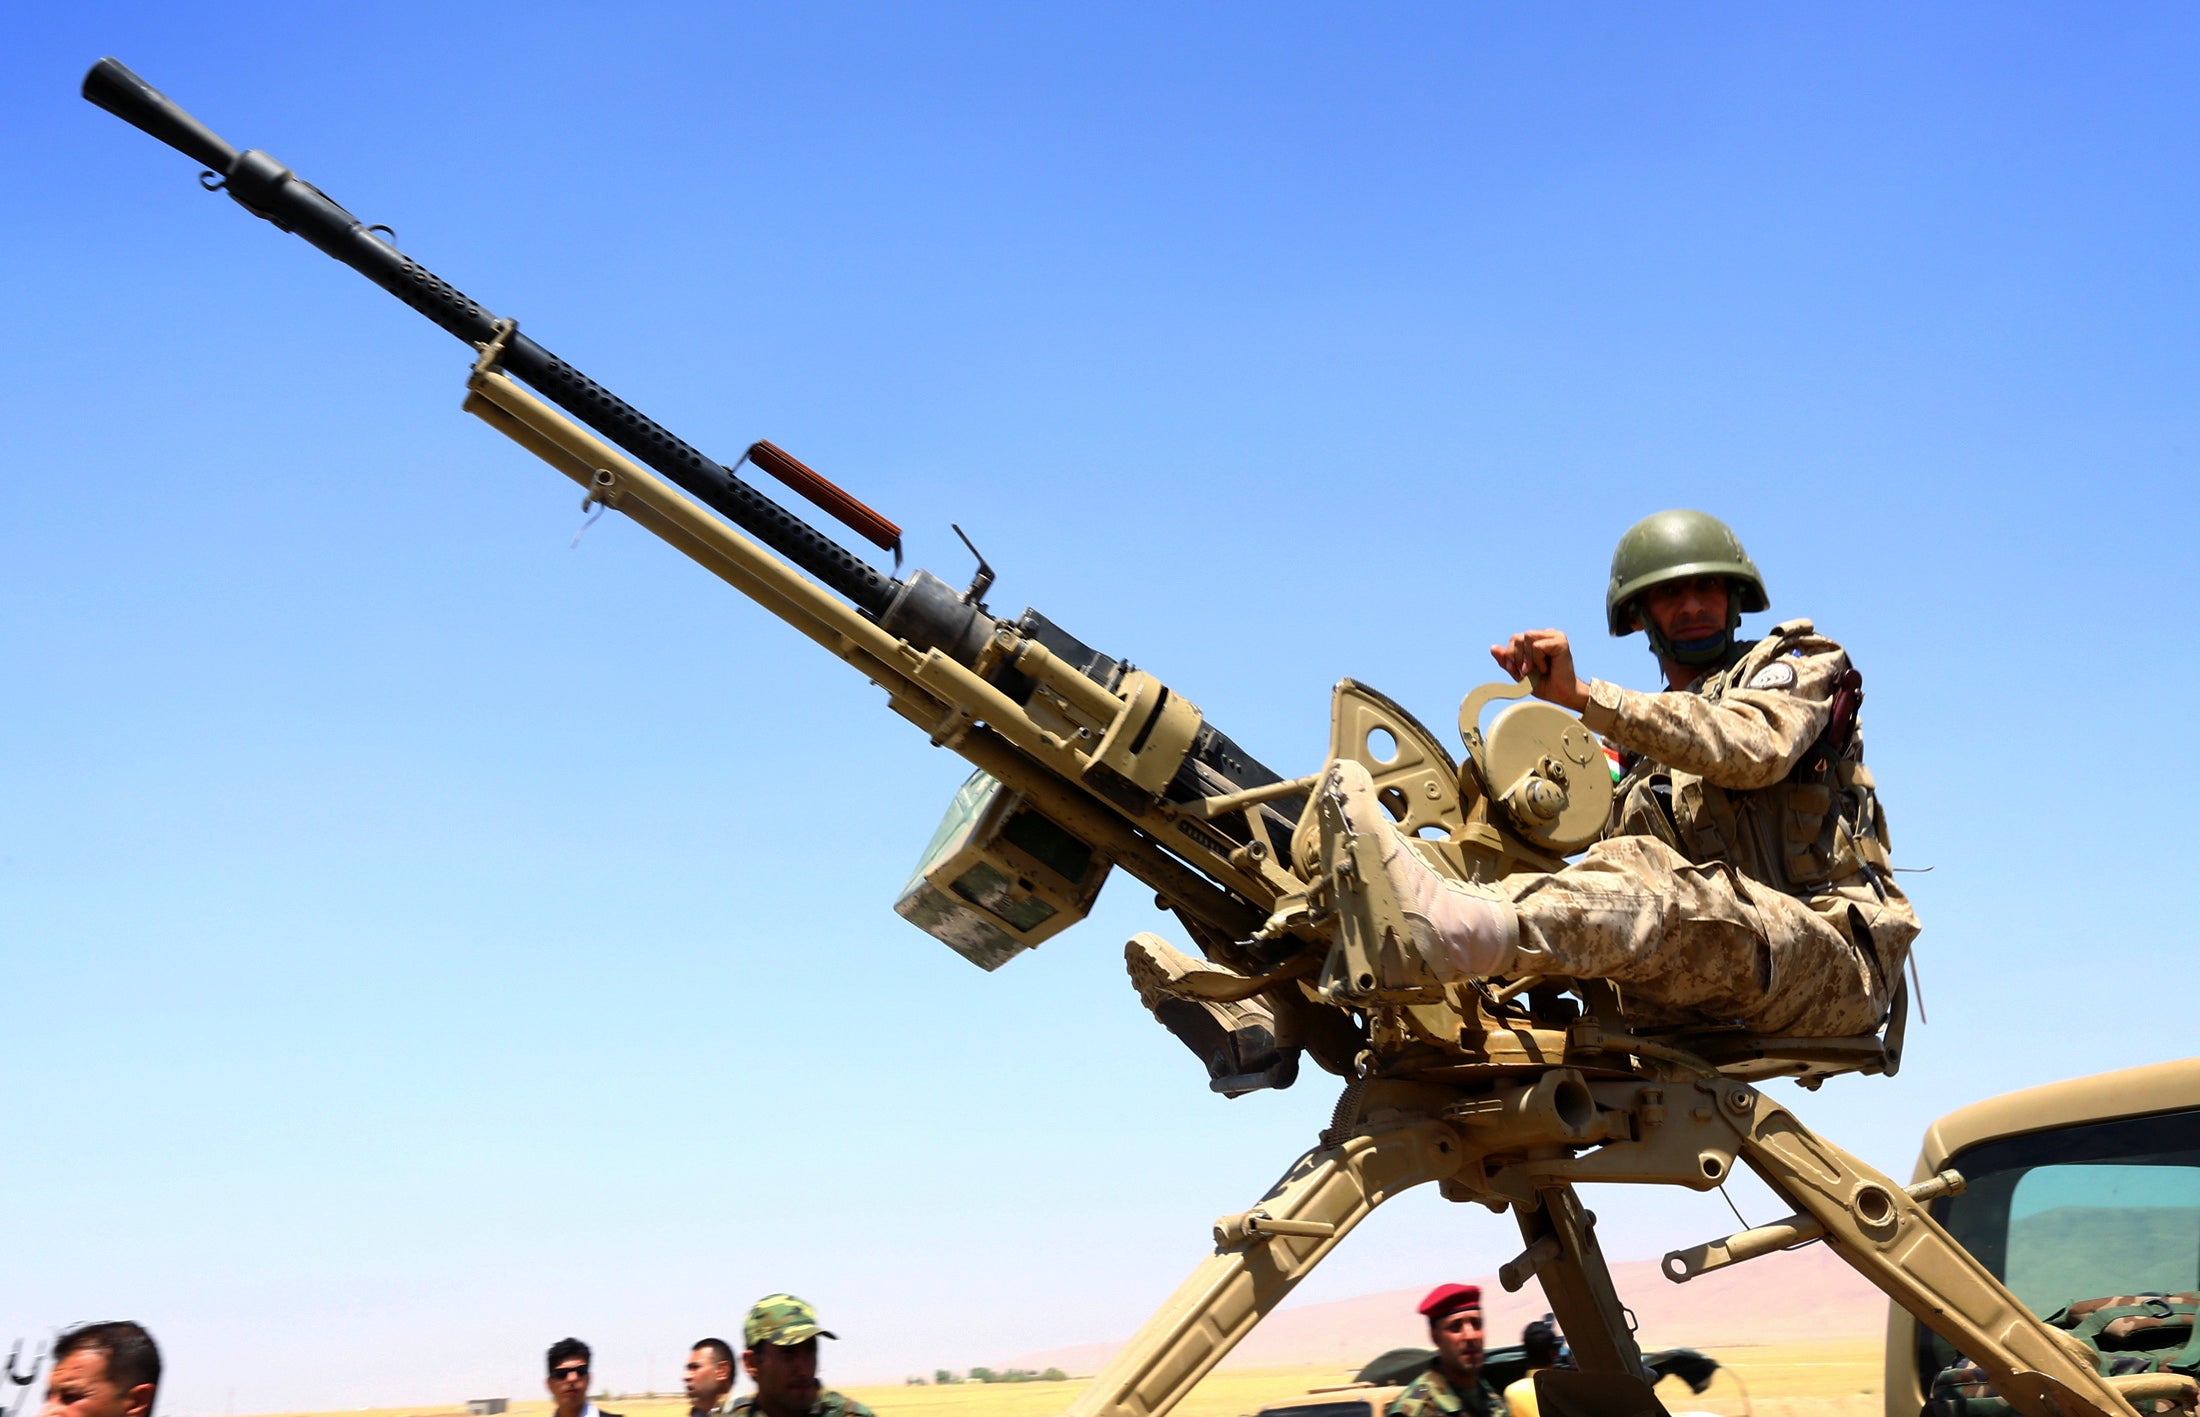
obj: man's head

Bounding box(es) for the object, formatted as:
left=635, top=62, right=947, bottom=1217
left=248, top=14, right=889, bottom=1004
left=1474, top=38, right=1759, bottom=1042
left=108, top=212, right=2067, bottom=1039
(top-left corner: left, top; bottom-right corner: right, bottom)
left=545, top=1338, right=592, bottom=1417
left=43, top=1324, right=160, bottom=1417
left=740, top=1296, right=837, bottom=1417
left=1521, top=1315, right=1564, bottom=1371
left=685, top=1340, right=735, bottom=1413
left=1416, top=1285, right=1484, bottom=1385
left=1606, top=510, right=1768, bottom=672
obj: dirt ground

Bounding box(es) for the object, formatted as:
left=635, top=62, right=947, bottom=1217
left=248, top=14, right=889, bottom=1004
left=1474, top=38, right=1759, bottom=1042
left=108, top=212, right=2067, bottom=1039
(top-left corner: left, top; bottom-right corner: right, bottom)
left=261, top=1338, right=1887, bottom=1417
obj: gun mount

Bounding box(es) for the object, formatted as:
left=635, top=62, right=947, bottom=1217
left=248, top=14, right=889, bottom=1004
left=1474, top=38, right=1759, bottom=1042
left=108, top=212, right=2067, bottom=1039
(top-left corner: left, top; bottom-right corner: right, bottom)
left=84, top=59, right=2159, bottom=1417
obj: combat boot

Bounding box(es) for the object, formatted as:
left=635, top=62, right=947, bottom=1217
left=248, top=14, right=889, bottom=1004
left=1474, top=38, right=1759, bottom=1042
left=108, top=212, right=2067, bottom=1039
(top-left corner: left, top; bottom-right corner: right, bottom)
left=1321, top=760, right=1521, bottom=980
left=1125, top=934, right=1300, bottom=1096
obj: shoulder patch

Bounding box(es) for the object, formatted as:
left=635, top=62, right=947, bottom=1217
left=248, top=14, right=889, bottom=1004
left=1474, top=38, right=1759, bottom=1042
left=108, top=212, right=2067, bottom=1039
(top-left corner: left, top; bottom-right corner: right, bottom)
left=1745, top=660, right=1798, bottom=691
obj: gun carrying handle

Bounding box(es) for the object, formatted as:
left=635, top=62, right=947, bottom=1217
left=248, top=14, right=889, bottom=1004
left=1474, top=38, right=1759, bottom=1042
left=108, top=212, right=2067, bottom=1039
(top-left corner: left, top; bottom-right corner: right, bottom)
left=744, top=440, right=902, bottom=559
left=82, top=59, right=239, bottom=175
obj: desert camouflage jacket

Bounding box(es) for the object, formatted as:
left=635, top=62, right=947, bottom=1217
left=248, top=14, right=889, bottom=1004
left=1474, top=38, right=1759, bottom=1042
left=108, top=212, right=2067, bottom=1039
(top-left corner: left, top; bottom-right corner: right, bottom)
left=1384, top=1365, right=1507, bottom=1417
left=1581, top=619, right=1917, bottom=971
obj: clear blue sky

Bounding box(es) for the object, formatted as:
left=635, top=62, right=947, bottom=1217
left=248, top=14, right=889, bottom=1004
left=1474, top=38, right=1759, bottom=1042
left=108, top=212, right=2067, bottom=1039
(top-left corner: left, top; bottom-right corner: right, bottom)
left=7, top=4, right=2198, bottom=1412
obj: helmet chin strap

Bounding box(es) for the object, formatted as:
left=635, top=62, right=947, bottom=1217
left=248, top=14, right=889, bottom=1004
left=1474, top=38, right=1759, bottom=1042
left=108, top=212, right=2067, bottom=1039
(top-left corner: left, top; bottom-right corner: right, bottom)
left=1649, top=626, right=1734, bottom=667
left=1638, top=593, right=1745, bottom=670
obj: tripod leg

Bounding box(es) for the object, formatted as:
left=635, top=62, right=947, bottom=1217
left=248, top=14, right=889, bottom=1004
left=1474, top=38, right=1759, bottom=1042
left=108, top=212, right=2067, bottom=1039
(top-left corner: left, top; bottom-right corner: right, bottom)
left=1733, top=1092, right=2137, bottom=1417
left=1064, top=1119, right=1465, bottom=1417
left=1512, top=1184, right=1647, bottom=1379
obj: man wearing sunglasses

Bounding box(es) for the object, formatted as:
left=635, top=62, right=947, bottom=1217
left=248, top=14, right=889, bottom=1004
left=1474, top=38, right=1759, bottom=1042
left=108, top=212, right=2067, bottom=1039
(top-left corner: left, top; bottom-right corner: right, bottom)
left=546, top=1339, right=621, bottom=1417
left=731, top=1296, right=873, bottom=1417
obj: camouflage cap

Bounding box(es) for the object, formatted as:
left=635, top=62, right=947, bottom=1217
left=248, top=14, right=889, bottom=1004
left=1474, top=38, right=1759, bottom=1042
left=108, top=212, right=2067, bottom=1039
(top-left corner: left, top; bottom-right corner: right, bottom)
left=743, top=1294, right=838, bottom=1349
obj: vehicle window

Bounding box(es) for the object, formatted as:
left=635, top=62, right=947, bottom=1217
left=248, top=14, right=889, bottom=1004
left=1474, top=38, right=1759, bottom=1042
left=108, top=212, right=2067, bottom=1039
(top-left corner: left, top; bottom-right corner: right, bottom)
left=2005, top=1161, right=2200, bottom=1309
left=1917, top=1107, right=2200, bottom=1385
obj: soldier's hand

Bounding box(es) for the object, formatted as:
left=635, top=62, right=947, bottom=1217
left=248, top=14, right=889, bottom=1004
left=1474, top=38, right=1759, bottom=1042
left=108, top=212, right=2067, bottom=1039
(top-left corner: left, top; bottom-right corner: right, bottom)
left=1489, top=630, right=1592, bottom=713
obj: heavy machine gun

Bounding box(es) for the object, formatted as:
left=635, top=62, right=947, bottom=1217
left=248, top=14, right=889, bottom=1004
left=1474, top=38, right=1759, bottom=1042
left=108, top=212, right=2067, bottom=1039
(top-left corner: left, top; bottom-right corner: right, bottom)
left=83, top=59, right=2170, bottom=1417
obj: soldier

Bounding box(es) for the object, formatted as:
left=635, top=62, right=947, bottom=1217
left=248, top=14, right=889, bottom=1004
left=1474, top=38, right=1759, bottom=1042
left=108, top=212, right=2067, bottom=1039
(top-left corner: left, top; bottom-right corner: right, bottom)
left=1341, top=508, right=1915, bottom=1036
left=684, top=1340, right=737, bottom=1417
left=1133, top=510, right=1915, bottom=1076
left=730, top=1297, right=874, bottom=1417
left=1387, top=1285, right=1506, bottom=1417
left=1498, top=1316, right=1564, bottom=1417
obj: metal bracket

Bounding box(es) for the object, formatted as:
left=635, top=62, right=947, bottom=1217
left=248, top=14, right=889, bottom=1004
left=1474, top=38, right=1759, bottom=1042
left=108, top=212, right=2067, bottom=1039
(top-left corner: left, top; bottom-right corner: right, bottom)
left=471, top=316, right=518, bottom=377
left=1213, top=1208, right=1339, bottom=1248
left=5, top=1341, right=40, bottom=1389
left=1499, top=1233, right=1562, bottom=1292
left=3, top=1340, right=44, bottom=1417
left=1662, top=1167, right=1968, bottom=1282
left=582, top=467, right=623, bottom=512
left=951, top=523, right=993, bottom=607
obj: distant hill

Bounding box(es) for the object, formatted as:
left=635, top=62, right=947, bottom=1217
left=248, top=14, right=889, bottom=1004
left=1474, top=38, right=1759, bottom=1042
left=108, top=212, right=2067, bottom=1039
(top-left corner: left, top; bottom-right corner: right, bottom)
left=1009, top=1240, right=1887, bottom=1376
left=2004, top=1205, right=2200, bottom=1312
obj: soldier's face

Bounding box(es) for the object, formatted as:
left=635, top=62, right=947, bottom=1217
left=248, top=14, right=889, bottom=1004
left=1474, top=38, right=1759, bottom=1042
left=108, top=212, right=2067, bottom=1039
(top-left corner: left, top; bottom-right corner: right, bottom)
left=1638, top=575, right=1730, bottom=642
left=1430, top=1307, right=1485, bottom=1379
left=743, top=1340, right=819, bottom=1417
left=686, top=1349, right=731, bottom=1409
left=43, top=1351, right=152, bottom=1417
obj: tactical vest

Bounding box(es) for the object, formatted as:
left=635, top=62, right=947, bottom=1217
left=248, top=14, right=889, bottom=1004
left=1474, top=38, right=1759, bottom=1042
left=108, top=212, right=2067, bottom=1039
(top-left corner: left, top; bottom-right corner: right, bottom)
left=1610, top=619, right=1894, bottom=897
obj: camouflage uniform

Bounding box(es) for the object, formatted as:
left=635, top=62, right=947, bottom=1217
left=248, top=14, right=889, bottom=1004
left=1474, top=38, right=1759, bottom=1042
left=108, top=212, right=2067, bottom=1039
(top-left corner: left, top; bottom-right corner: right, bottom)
left=1494, top=619, right=1916, bottom=1037
left=1930, top=1292, right=2200, bottom=1416
left=1385, top=1366, right=1507, bottom=1417
left=726, top=1394, right=873, bottom=1417
left=735, top=1294, right=876, bottom=1417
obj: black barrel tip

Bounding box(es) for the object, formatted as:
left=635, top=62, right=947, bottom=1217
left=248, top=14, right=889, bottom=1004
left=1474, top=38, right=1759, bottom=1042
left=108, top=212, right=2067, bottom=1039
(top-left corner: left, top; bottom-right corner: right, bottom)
left=82, top=56, right=144, bottom=103
left=80, top=56, right=240, bottom=174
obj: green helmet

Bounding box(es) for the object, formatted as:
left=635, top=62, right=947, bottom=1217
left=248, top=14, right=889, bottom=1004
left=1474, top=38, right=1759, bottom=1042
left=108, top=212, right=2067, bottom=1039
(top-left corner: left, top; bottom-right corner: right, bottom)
left=1605, top=508, right=1768, bottom=640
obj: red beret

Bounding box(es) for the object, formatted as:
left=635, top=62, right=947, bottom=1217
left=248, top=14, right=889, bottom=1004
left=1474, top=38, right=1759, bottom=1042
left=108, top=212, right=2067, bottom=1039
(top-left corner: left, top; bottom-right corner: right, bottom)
left=1417, top=1284, right=1482, bottom=1319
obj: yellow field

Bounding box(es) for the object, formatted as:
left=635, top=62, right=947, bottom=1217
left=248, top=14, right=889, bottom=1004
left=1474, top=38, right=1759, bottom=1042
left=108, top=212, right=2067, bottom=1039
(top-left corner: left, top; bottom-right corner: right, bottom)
left=256, top=1339, right=1884, bottom=1417
left=837, top=1339, right=1886, bottom=1417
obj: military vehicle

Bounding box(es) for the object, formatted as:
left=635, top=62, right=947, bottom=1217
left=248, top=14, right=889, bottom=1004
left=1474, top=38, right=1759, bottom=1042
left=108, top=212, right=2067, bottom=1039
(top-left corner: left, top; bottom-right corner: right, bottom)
left=1886, top=1058, right=2200, bottom=1416
left=80, top=58, right=2191, bottom=1417
left=1251, top=1345, right=1722, bottom=1417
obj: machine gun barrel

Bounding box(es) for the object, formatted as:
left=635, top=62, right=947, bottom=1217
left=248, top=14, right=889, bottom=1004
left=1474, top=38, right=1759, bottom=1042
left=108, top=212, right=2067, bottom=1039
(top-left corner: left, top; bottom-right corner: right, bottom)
left=82, top=57, right=901, bottom=623
left=85, top=57, right=1313, bottom=972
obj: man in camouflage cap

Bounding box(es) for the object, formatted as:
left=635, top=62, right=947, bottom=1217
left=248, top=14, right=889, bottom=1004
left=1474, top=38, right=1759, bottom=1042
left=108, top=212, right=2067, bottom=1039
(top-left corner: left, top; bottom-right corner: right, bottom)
left=1333, top=508, right=1917, bottom=1038
left=731, top=1295, right=874, bottom=1417
left=1386, top=1284, right=1505, bottom=1417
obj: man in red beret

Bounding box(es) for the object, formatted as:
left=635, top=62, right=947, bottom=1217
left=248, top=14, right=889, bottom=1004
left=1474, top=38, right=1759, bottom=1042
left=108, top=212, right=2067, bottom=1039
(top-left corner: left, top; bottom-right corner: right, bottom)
left=1386, top=1285, right=1506, bottom=1417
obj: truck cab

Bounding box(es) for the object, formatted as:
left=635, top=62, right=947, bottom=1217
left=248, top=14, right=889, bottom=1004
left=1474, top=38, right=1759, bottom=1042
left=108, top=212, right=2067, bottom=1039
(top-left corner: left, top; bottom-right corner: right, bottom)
left=1884, top=1058, right=2200, bottom=1416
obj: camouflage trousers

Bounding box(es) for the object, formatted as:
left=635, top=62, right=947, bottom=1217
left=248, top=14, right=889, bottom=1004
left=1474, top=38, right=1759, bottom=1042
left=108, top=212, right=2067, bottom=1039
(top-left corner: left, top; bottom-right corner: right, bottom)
left=1492, top=835, right=1909, bottom=1037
